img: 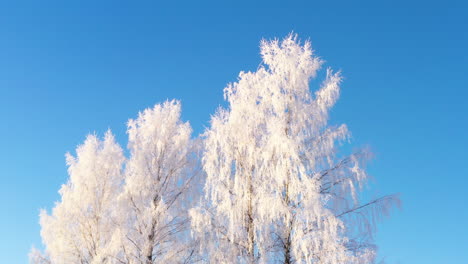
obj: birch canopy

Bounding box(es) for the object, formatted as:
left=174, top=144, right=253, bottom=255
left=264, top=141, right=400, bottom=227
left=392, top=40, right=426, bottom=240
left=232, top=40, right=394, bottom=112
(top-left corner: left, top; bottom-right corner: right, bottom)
left=190, top=34, right=397, bottom=264
left=115, top=100, right=196, bottom=264
left=32, top=34, right=397, bottom=264
left=39, top=131, right=125, bottom=264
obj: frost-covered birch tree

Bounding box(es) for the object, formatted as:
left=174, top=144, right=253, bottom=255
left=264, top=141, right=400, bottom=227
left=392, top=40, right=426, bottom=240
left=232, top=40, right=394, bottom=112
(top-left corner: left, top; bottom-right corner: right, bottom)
left=111, top=100, right=198, bottom=264
left=190, top=34, right=397, bottom=264
left=37, top=131, right=125, bottom=264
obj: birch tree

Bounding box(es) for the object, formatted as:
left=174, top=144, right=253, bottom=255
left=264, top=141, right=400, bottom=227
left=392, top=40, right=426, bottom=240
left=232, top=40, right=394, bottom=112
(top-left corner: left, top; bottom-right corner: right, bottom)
left=190, top=34, right=397, bottom=264
left=111, top=100, right=198, bottom=264
left=38, top=131, right=125, bottom=264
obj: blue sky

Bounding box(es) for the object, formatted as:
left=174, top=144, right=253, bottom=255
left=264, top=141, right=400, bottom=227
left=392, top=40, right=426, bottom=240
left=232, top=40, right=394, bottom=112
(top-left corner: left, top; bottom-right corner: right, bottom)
left=0, top=1, right=466, bottom=263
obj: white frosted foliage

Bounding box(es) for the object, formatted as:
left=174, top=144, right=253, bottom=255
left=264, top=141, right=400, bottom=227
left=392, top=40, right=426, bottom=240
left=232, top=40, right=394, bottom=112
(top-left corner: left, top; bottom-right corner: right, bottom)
left=39, top=131, right=125, bottom=264
left=113, top=100, right=197, bottom=264
left=32, top=34, right=396, bottom=264
left=190, top=34, right=394, bottom=264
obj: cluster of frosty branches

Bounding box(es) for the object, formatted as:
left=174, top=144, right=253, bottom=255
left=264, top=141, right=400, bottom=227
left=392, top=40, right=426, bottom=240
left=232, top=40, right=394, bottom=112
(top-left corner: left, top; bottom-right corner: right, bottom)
left=32, top=34, right=398, bottom=264
left=33, top=101, right=199, bottom=264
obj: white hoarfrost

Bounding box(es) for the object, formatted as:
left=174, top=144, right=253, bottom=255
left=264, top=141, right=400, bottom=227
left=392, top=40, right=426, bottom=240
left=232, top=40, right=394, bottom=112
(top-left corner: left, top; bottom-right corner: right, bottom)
left=39, top=131, right=125, bottom=264
left=111, top=100, right=197, bottom=264
left=32, top=35, right=396, bottom=264
left=190, top=34, right=396, bottom=264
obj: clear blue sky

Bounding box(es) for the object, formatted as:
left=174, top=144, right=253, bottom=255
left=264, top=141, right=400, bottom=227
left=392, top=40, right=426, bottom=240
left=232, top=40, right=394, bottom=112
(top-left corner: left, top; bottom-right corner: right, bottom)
left=0, top=1, right=466, bottom=263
